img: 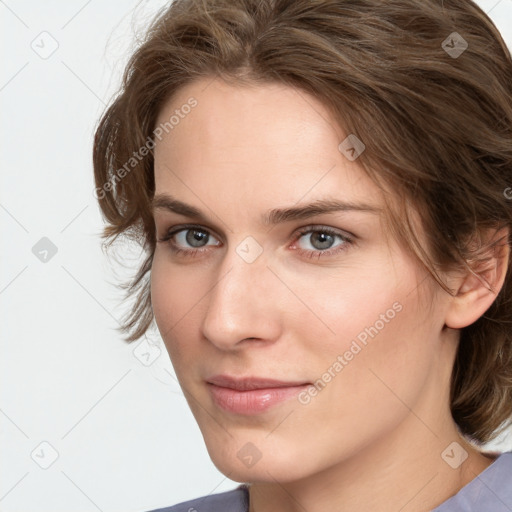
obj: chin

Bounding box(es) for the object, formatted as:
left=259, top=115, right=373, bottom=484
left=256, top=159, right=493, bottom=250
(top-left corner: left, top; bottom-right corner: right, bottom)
left=205, top=436, right=318, bottom=484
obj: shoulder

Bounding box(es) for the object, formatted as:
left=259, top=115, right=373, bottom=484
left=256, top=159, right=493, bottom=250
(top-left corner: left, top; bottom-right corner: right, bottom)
left=145, top=484, right=250, bottom=512
left=433, top=451, right=512, bottom=511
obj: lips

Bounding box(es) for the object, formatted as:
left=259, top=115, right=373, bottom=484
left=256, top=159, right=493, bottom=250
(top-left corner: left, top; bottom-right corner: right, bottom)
left=206, top=374, right=310, bottom=390
left=206, top=374, right=312, bottom=414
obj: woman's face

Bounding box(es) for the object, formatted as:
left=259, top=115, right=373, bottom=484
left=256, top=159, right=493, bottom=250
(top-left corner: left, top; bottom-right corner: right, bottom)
left=150, top=77, right=454, bottom=482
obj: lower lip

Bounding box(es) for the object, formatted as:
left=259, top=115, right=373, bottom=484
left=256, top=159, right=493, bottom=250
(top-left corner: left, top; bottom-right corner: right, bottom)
left=207, top=383, right=310, bottom=415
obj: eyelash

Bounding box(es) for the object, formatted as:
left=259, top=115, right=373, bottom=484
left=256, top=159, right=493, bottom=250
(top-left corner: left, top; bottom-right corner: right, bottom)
left=156, top=223, right=354, bottom=259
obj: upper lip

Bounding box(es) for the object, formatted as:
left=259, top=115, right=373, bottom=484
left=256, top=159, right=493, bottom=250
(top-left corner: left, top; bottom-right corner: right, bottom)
left=207, top=375, right=310, bottom=391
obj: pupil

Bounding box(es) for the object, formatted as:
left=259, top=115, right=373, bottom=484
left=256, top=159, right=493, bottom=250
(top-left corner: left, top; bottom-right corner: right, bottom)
left=186, top=229, right=209, bottom=247
left=311, top=232, right=333, bottom=250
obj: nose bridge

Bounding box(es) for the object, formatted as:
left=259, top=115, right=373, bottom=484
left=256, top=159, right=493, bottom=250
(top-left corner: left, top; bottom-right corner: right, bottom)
left=201, top=242, right=280, bottom=348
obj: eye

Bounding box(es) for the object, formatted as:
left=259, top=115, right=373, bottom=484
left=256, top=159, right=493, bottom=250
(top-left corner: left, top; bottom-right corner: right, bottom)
left=157, top=223, right=354, bottom=260
left=175, top=228, right=214, bottom=248
left=292, top=226, right=353, bottom=258
left=157, top=225, right=221, bottom=255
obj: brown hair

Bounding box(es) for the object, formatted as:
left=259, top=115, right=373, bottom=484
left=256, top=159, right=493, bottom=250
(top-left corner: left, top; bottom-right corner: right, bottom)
left=93, top=0, right=512, bottom=444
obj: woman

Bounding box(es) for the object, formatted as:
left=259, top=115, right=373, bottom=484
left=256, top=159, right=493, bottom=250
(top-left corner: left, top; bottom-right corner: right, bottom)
left=93, top=0, right=512, bottom=510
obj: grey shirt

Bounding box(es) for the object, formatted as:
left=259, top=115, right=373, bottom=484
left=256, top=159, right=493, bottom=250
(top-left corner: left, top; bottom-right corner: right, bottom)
left=149, top=451, right=512, bottom=511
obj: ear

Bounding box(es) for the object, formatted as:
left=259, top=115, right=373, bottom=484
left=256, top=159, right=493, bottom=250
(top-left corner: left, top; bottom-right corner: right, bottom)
left=444, top=227, right=510, bottom=329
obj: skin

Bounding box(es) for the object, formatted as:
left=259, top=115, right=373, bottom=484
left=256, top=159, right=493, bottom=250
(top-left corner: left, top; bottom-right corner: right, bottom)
left=150, top=77, right=509, bottom=512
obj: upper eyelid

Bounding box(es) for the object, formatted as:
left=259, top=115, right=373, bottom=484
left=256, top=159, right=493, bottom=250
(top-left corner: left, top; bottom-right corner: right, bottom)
left=294, top=225, right=353, bottom=238
left=165, top=223, right=222, bottom=241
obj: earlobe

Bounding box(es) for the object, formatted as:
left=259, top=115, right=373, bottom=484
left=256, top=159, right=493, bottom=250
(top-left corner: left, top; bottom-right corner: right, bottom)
left=444, top=227, right=510, bottom=330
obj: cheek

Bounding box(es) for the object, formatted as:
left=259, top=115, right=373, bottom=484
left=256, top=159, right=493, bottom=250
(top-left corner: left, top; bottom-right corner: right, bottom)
left=294, top=255, right=435, bottom=407
left=286, top=260, right=405, bottom=355
left=150, top=253, right=205, bottom=359
left=305, top=283, right=437, bottom=437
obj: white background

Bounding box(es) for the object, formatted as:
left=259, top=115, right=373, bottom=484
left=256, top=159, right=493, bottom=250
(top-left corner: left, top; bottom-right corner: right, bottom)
left=1, top=1, right=511, bottom=511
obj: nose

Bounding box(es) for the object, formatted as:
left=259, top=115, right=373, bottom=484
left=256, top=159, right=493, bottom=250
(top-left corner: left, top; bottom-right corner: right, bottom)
left=200, top=244, right=283, bottom=350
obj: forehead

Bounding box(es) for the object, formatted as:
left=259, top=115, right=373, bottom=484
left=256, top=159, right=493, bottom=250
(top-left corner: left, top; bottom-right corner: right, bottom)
left=153, top=77, right=383, bottom=211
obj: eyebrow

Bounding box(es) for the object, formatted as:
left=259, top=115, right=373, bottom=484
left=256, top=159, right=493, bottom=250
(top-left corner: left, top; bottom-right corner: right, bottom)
left=151, top=193, right=381, bottom=226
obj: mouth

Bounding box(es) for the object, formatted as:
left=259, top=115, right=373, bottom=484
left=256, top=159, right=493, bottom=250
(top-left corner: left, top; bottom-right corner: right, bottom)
left=206, top=374, right=312, bottom=415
